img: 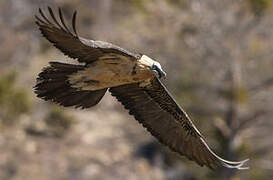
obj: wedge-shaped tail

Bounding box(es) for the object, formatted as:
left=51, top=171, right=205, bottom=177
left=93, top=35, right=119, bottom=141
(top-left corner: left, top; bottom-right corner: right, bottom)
left=34, top=62, right=107, bottom=108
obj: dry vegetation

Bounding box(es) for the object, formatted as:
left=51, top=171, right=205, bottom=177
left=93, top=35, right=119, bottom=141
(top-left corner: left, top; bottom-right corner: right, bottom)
left=0, top=0, right=272, bottom=179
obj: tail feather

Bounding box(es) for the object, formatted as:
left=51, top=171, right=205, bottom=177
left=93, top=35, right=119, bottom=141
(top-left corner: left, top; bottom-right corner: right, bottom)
left=34, top=61, right=107, bottom=108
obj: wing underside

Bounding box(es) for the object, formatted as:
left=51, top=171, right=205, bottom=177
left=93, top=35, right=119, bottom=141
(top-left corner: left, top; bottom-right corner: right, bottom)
left=110, top=78, right=248, bottom=169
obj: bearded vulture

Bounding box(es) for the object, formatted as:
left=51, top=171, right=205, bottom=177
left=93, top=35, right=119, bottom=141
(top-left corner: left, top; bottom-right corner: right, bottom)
left=34, top=7, right=248, bottom=170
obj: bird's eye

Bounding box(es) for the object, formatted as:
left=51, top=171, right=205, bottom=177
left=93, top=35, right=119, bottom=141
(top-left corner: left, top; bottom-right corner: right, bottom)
left=151, top=64, right=161, bottom=78
left=151, top=64, right=156, bottom=70
left=151, top=63, right=166, bottom=79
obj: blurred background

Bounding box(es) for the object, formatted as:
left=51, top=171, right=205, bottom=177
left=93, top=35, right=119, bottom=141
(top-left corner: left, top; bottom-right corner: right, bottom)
left=0, top=0, right=273, bottom=179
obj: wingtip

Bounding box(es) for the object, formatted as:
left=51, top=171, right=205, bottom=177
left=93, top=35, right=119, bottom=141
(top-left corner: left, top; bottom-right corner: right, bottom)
left=34, top=15, right=40, bottom=24
left=73, top=10, right=78, bottom=21
left=57, top=7, right=73, bottom=35
left=221, top=158, right=249, bottom=170
left=72, top=10, right=78, bottom=36
left=58, top=7, right=63, bottom=18
left=38, top=7, right=44, bottom=18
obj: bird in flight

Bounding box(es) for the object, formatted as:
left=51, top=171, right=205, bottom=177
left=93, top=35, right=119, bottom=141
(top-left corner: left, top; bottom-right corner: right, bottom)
left=34, top=7, right=248, bottom=170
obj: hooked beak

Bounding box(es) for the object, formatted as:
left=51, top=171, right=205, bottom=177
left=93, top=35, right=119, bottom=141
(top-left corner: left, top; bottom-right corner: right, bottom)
left=151, top=63, right=167, bottom=79
left=158, top=69, right=166, bottom=79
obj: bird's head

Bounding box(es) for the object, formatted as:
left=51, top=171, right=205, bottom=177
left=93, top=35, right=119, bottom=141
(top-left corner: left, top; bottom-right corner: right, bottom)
left=138, top=55, right=166, bottom=79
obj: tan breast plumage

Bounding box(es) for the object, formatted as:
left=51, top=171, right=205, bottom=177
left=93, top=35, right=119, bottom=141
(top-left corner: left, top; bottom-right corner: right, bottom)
left=68, top=55, right=155, bottom=91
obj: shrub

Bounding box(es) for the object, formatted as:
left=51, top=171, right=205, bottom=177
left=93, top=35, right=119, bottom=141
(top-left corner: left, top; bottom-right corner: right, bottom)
left=0, top=71, right=31, bottom=125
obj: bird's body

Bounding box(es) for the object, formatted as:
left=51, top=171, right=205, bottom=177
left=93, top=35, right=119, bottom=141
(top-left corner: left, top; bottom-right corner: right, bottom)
left=34, top=7, right=248, bottom=170
left=68, top=54, right=157, bottom=91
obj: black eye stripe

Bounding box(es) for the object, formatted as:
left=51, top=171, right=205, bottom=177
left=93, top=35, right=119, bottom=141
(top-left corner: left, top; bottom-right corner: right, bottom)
left=152, top=64, right=158, bottom=70
left=154, top=67, right=162, bottom=78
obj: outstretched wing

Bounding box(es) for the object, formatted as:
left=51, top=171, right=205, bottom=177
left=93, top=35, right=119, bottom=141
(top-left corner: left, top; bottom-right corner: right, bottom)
left=35, top=7, right=139, bottom=64
left=110, top=78, right=248, bottom=169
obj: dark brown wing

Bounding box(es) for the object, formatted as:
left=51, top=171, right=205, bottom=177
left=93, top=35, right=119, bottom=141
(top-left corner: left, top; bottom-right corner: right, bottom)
left=35, top=7, right=139, bottom=64
left=110, top=78, right=248, bottom=169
